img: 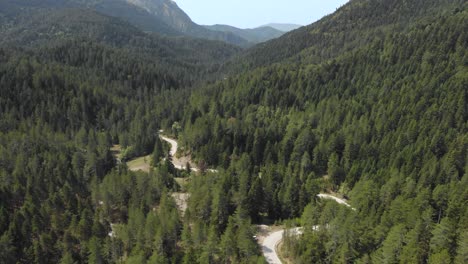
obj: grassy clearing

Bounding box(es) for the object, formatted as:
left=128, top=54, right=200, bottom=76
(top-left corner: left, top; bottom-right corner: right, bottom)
left=127, top=155, right=151, bottom=172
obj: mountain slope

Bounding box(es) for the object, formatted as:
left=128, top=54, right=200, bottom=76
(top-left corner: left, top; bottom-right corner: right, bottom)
left=0, top=7, right=241, bottom=65
left=126, top=0, right=193, bottom=31
left=230, top=0, right=466, bottom=70
left=0, top=0, right=250, bottom=46
left=0, top=0, right=180, bottom=36
left=0, top=3, right=254, bottom=263
left=112, top=0, right=250, bottom=46
left=94, top=0, right=181, bottom=35
left=178, top=1, right=467, bottom=262
left=0, top=0, right=466, bottom=263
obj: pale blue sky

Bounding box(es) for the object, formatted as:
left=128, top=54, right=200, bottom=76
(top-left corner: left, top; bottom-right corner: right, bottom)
left=174, top=0, right=349, bottom=28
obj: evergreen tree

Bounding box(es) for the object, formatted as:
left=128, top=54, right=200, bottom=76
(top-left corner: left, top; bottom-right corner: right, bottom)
left=88, top=237, right=103, bottom=264
left=220, top=217, right=237, bottom=263
left=151, top=139, right=164, bottom=167
left=455, top=230, right=468, bottom=264
left=0, top=234, right=15, bottom=264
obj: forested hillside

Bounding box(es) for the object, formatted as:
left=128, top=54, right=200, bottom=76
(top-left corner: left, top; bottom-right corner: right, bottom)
left=179, top=0, right=468, bottom=263
left=0, top=7, right=241, bottom=143
left=229, top=0, right=466, bottom=71
left=0, top=0, right=251, bottom=46
left=0, top=0, right=467, bottom=263
left=0, top=6, right=257, bottom=263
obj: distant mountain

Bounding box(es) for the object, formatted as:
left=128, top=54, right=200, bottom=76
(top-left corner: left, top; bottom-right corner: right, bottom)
left=125, top=0, right=193, bottom=31
left=0, top=0, right=180, bottom=36
left=0, top=6, right=243, bottom=77
left=263, top=23, right=302, bottom=32
left=0, top=0, right=250, bottom=46
left=118, top=0, right=250, bottom=46
left=93, top=0, right=182, bottom=36
left=203, top=24, right=285, bottom=44
left=0, top=0, right=308, bottom=47
left=0, top=8, right=144, bottom=47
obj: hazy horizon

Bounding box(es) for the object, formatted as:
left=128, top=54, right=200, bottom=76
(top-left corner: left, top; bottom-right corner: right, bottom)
left=174, top=0, right=349, bottom=29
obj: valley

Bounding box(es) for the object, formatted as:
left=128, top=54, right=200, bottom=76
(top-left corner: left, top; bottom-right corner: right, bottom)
left=0, top=0, right=466, bottom=263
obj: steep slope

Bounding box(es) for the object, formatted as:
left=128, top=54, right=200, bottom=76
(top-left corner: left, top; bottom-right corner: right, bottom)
left=204, top=24, right=285, bottom=44
left=0, top=4, right=242, bottom=141
left=124, top=0, right=250, bottom=46
left=0, top=0, right=180, bottom=36
left=0, top=7, right=241, bottom=63
left=0, top=7, right=242, bottom=132
left=0, top=8, right=146, bottom=47
left=0, top=0, right=466, bottom=263
left=178, top=1, right=467, bottom=262
left=125, top=0, right=194, bottom=32
left=230, top=0, right=466, bottom=70
left=0, top=0, right=250, bottom=46
left=93, top=0, right=181, bottom=35
left=0, top=3, right=252, bottom=264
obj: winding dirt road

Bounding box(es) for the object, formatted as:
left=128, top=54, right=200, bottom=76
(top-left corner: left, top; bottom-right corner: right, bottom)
left=159, top=134, right=217, bottom=173
left=159, top=135, right=198, bottom=171
left=160, top=135, right=178, bottom=157
left=260, top=194, right=354, bottom=264
left=317, top=194, right=354, bottom=209
left=261, top=228, right=285, bottom=264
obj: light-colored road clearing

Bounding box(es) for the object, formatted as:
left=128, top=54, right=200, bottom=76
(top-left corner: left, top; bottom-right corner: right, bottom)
left=260, top=194, right=354, bottom=263
left=317, top=193, right=354, bottom=209
left=171, top=192, right=190, bottom=215
left=159, top=134, right=218, bottom=173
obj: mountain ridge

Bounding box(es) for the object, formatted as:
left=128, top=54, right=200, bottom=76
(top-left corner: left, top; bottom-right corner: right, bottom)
left=0, top=0, right=252, bottom=46
left=262, top=23, right=302, bottom=32
left=108, top=0, right=251, bottom=46
left=203, top=24, right=285, bottom=44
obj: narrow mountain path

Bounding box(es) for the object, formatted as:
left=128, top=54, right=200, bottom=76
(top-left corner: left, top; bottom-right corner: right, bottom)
left=261, top=228, right=285, bottom=264
left=159, top=134, right=218, bottom=214
left=171, top=192, right=190, bottom=215
left=259, top=194, right=354, bottom=264
left=159, top=135, right=197, bottom=171
left=160, top=135, right=178, bottom=157
left=159, top=134, right=217, bottom=172
left=317, top=193, right=355, bottom=210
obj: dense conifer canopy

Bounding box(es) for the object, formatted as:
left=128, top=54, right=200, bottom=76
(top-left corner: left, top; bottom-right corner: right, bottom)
left=0, top=0, right=466, bottom=263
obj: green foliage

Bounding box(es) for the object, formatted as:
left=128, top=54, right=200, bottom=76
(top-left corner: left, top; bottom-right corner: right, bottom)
left=178, top=1, right=468, bottom=263
left=455, top=229, right=468, bottom=264
left=229, top=0, right=466, bottom=71
left=151, top=139, right=164, bottom=167
left=0, top=0, right=467, bottom=263
left=0, top=233, right=15, bottom=264
left=0, top=5, right=240, bottom=262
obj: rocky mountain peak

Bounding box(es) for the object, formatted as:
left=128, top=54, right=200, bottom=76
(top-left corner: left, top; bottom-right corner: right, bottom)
left=125, top=0, right=192, bottom=31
